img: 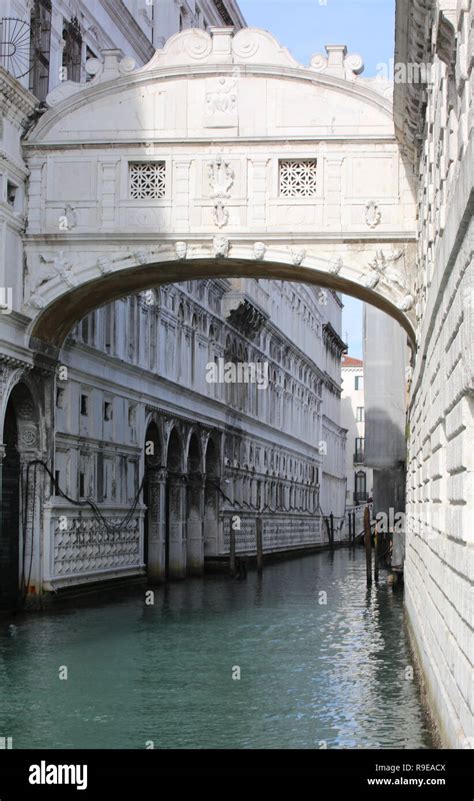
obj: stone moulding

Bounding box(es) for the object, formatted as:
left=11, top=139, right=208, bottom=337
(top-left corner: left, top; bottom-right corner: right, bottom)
left=24, top=240, right=418, bottom=348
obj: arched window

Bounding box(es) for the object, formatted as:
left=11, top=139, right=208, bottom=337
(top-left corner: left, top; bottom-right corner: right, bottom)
left=355, top=471, right=367, bottom=503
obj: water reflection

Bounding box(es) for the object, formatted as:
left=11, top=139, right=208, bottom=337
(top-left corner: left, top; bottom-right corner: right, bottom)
left=0, top=549, right=435, bottom=749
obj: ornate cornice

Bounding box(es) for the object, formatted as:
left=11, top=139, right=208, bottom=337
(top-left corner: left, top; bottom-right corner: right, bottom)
left=0, top=66, right=38, bottom=128
left=323, top=322, right=348, bottom=356
left=0, top=353, right=33, bottom=371
left=393, top=0, right=435, bottom=161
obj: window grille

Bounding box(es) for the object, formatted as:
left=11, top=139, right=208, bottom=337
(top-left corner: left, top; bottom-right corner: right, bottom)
left=129, top=162, right=166, bottom=199
left=279, top=159, right=317, bottom=197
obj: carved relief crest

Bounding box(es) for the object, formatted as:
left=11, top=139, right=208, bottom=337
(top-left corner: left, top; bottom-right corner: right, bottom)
left=213, top=200, right=229, bottom=229
left=208, top=156, right=234, bottom=229
left=365, top=201, right=382, bottom=229
left=208, top=156, right=234, bottom=199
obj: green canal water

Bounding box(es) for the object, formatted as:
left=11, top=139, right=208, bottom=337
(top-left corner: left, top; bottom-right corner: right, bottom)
left=0, top=548, right=436, bottom=749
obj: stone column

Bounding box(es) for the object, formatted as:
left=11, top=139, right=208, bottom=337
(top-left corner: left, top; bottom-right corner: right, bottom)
left=204, top=474, right=220, bottom=556
left=173, top=159, right=192, bottom=232
left=249, top=158, right=270, bottom=229
left=168, top=475, right=187, bottom=579
left=100, top=157, right=120, bottom=229
left=186, top=474, right=205, bottom=576
left=19, top=448, right=44, bottom=608
left=146, top=468, right=167, bottom=583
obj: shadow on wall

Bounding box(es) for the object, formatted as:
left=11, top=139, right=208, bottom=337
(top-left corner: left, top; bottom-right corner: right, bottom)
left=364, top=407, right=406, bottom=516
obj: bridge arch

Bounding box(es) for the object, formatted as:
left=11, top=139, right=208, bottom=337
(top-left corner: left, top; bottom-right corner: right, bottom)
left=28, top=250, right=417, bottom=351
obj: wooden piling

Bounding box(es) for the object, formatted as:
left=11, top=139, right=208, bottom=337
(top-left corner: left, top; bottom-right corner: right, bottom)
left=229, top=519, right=236, bottom=577
left=329, top=512, right=334, bottom=548
left=364, top=505, right=372, bottom=587
left=256, top=516, right=263, bottom=575
left=374, top=520, right=379, bottom=583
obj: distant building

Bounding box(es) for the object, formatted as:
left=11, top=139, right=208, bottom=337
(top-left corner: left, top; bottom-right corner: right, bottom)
left=341, top=355, right=373, bottom=507
left=363, top=304, right=408, bottom=568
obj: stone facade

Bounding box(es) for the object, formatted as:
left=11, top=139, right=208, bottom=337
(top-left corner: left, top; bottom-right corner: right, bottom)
left=0, top=1, right=347, bottom=599
left=395, top=0, right=473, bottom=748
left=341, top=355, right=373, bottom=507
left=0, top=0, right=472, bottom=750
left=362, top=305, right=407, bottom=568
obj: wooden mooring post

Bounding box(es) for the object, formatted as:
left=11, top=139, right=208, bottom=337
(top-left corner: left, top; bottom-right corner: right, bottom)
left=256, top=516, right=263, bottom=575
left=374, top=519, right=379, bottom=583
left=329, top=512, right=334, bottom=548
left=229, top=518, right=236, bottom=577
left=364, top=505, right=372, bottom=587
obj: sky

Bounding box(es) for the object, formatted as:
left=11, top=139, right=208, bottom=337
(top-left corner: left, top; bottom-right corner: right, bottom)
left=239, top=0, right=396, bottom=358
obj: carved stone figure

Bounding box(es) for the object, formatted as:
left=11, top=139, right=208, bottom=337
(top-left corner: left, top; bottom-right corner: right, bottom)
left=367, top=249, right=412, bottom=297
left=63, top=204, right=78, bottom=230
left=213, top=236, right=230, bottom=258
left=54, top=252, right=77, bottom=288
left=135, top=248, right=149, bottom=265
left=209, top=156, right=234, bottom=228
left=97, top=256, right=113, bottom=275
left=205, top=77, right=238, bottom=119
left=175, top=241, right=188, bottom=260
left=253, top=242, right=267, bottom=260
left=397, top=294, right=415, bottom=312
left=29, top=294, right=47, bottom=310
left=363, top=269, right=380, bottom=289
left=329, top=257, right=343, bottom=275
left=31, top=251, right=77, bottom=299
left=291, top=248, right=306, bottom=266
left=33, top=255, right=58, bottom=291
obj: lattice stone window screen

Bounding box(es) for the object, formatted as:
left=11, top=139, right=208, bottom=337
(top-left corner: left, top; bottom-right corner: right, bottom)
left=279, top=159, right=318, bottom=197
left=129, top=162, right=166, bottom=199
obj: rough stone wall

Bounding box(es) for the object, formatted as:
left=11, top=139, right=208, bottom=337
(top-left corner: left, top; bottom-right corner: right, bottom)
left=402, top=0, right=473, bottom=749
left=406, top=219, right=473, bottom=749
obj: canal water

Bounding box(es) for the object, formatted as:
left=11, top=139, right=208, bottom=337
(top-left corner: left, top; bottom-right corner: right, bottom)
left=0, top=548, right=436, bottom=749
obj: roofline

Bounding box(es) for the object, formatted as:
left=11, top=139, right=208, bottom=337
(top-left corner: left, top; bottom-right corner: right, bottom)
left=26, top=61, right=394, bottom=144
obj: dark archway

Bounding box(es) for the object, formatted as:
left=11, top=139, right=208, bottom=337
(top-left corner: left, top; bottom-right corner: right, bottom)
left=0, top=400, right=20, bottom=608
left=0, top=381, right=41, bottom=609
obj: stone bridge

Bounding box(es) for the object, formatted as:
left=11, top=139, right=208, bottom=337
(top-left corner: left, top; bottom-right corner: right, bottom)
left=1, top=16, right=472, bottom=749
left=22, top=26, right=419, bottom=350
